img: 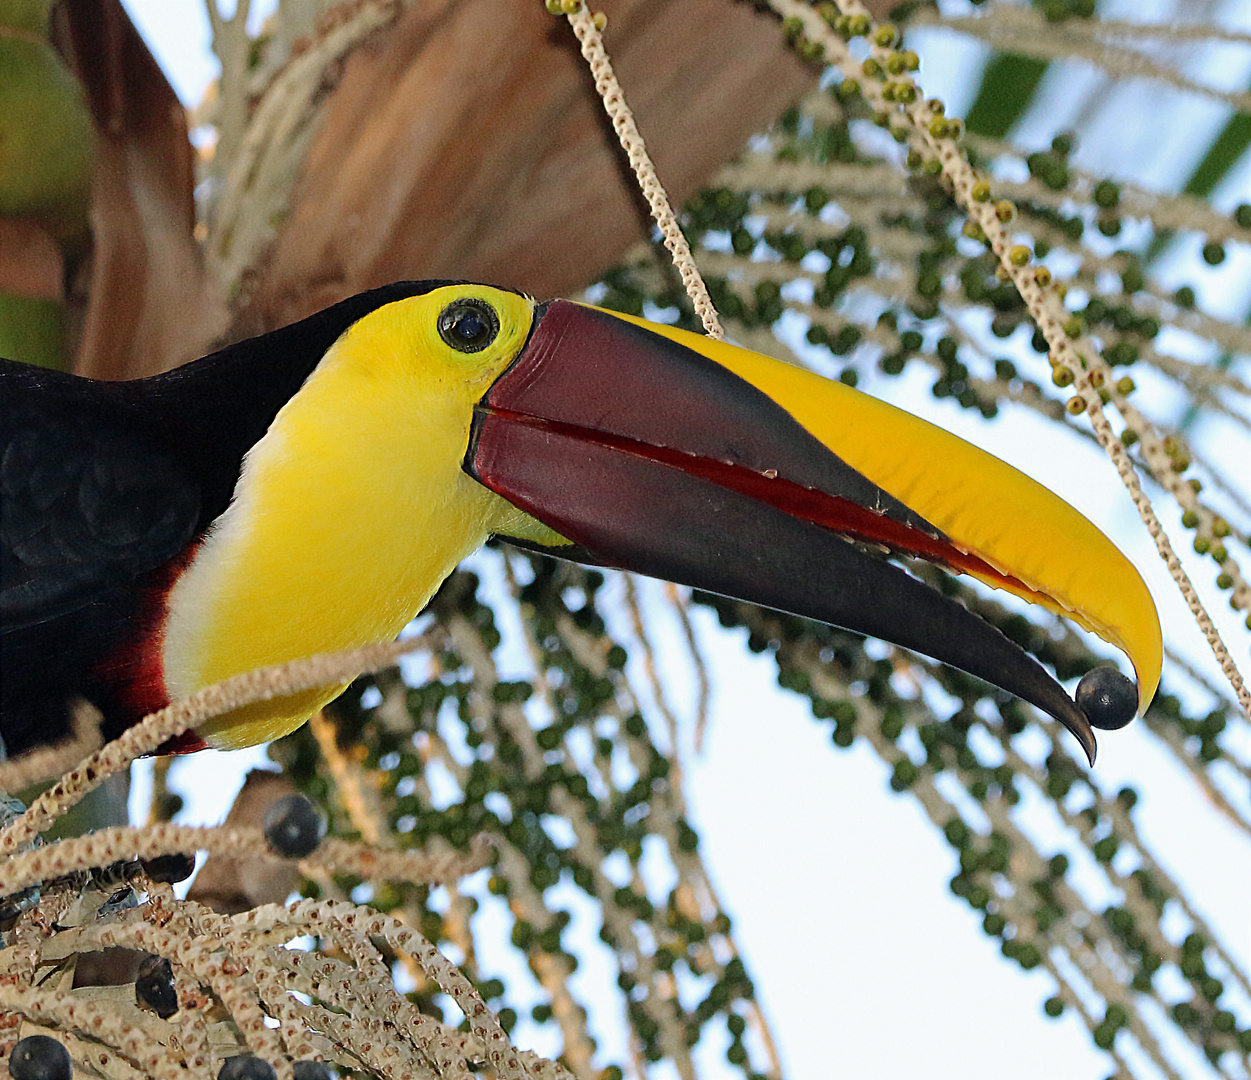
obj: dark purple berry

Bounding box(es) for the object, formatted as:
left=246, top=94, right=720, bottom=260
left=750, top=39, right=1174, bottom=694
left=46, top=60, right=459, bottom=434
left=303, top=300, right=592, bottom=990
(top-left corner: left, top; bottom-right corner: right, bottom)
left=1077, top=667, right=1137, bottom=730
left=135, top=954, right=178, bottom=1018
left=142, top=852, right=196, bottom=884
left=293, top=1062, right=335, bottom=1080
left=217, top=1055, right=277, bottom=1080
left=9, top=1034, right=72, bottom=1080
left=262, top=795, right=326, bottom=858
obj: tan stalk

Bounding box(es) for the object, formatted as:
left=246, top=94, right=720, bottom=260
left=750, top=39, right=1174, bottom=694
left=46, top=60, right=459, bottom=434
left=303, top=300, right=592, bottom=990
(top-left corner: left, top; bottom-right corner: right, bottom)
left=0, top=634, right=435, bottom=854
left=558, top=3, right=725, bottom=340
left=1, top=822, right=492, bottom=898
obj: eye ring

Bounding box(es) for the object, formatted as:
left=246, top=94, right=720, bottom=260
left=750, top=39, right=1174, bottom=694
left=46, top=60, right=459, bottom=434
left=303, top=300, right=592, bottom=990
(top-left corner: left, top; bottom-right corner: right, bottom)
left=437, top=299, right=500, bottom=354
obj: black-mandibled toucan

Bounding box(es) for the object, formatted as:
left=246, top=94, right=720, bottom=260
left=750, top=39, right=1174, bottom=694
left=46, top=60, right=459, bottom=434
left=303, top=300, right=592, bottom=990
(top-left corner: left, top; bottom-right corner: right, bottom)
left=0, top=281, right=1161, bottom=762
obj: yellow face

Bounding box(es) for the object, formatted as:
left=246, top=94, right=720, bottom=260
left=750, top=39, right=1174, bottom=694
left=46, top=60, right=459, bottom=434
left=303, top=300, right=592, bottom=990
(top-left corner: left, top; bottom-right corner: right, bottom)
left=163, top=284, right=562, bottom=749
left=331, top=284, right=537, bottom=406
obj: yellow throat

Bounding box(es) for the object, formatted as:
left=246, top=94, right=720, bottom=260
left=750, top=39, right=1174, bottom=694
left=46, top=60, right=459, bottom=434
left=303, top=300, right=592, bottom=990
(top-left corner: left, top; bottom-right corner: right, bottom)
left=161, top=285, right=557, bottom=749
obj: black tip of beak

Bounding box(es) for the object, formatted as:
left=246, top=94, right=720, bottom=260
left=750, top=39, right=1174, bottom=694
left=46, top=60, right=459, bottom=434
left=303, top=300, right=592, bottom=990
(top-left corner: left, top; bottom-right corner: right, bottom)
left=1062, top=707, right=1098, bottom=767
left=1057, top=667, right=1140, bottom=764
left=472, top=300, right=1132, bottom=766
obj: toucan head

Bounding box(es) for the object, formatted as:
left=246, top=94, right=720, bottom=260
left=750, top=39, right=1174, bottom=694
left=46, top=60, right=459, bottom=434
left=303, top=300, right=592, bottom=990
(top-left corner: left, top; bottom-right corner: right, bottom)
left=180, top=282, right=1161, bottom=760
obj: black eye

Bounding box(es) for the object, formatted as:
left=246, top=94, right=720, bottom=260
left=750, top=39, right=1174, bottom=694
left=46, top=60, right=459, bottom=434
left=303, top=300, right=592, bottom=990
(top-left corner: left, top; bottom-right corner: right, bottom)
left=437, top=299, right=500, bottom=353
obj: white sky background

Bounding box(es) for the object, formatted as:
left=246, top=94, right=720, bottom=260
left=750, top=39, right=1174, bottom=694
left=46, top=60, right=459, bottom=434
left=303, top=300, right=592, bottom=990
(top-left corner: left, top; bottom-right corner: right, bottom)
left=118, top=2, right=1251, bottom=1078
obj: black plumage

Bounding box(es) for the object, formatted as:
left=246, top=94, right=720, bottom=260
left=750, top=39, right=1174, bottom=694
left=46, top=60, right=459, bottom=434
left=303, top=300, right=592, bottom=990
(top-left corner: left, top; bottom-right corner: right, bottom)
left=0, top=282, right=445, bottom=756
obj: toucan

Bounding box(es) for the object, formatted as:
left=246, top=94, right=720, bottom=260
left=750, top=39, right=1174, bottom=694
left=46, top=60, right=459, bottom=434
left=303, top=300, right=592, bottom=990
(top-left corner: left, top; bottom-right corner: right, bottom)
left=0, top=281, right=1160, bottom=762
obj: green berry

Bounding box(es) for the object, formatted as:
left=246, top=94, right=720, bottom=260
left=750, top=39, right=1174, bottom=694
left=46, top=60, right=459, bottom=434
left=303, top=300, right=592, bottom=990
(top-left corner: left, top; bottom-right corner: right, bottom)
left=1202, top=241, right=1225, bottom=265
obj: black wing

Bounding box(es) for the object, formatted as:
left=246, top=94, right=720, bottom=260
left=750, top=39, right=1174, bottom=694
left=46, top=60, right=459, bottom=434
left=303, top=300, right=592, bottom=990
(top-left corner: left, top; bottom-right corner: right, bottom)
left=0, top=283, right=442, bottom=751
left=1, top=380, right=201, bottom=633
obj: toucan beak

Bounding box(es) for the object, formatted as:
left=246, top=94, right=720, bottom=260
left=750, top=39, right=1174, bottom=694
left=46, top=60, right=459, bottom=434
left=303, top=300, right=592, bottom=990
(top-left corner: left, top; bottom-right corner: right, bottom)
left=464, top=300, right=1162, bottom=763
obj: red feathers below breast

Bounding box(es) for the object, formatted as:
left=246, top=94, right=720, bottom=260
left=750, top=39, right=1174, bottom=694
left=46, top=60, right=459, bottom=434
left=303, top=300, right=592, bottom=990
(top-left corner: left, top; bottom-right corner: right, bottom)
left=92, top=544, right=208, bottom=755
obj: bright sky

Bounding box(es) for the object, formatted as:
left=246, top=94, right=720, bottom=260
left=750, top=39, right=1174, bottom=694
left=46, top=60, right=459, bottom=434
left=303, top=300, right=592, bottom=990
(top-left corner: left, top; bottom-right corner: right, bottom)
left=118, top=3, right=1251, bottom=1079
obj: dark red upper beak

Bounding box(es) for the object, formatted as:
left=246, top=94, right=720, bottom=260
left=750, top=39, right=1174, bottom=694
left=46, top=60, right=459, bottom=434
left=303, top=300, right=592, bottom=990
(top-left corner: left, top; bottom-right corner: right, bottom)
left=463, top=301, right=1162, bottom=763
